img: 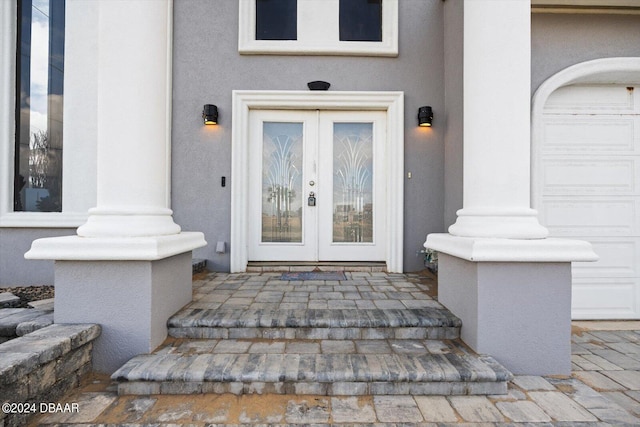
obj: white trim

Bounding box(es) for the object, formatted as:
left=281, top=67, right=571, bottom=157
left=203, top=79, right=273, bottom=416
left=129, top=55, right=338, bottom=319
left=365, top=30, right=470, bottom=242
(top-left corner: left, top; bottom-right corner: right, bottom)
left=531, top=57, right=640, bottom=210
left=426, top=233, right=598, bottom=263
left=532, top=0, right=640, bottom=13
left=0, top=1, right=18, bottom=226
left=25, top=232, right=206, bottom=261
left=532, top=0, right=640, bottom=5
left=238, top=0, right=398, bottom=57
left=231, top=90, right=404, bottom=272
left=532, top=0, right=640, bottom=11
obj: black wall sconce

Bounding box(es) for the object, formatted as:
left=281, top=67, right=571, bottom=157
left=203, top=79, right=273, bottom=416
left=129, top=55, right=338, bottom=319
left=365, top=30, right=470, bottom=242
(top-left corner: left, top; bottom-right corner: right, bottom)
left=418, top=106, right=433, bottom=127
left=202, top=104, right=218, bottom=125
left=307, top=81, right=330, bottom=91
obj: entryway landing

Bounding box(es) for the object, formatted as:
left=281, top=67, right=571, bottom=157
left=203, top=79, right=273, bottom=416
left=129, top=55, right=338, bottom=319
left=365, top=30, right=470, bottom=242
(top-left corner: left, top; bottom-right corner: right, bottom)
left=112, top=271, right=512, bottom=396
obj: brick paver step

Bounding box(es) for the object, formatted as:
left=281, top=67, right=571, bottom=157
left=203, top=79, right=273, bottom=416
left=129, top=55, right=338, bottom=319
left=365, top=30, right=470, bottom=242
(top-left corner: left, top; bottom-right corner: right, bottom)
left=112, top=272, right=510, bottom=398
left=169, top=307, right=461, bottom=340
left=112, top=340, right=512, bottom=396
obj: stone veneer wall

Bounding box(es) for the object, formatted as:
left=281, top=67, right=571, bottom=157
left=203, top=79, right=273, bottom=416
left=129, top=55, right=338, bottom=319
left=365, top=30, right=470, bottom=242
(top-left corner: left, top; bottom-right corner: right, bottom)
left=0, top=324, right=101, bottom=427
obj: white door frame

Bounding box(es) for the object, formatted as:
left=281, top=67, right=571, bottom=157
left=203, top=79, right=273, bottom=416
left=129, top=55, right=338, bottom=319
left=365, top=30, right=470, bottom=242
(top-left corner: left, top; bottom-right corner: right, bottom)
left=231, top=90, right=404, bottom=272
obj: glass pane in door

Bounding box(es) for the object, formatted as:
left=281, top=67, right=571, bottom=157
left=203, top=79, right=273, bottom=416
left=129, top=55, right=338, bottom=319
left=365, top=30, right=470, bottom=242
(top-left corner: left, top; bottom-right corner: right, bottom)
left=333, top=123, right=373, bottom=243
left=262, top=122, right=303, bottom=242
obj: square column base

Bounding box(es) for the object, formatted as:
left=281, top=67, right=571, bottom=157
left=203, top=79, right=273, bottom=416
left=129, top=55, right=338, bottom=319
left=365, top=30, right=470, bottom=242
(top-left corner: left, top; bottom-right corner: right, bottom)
left=438, top=253, right=572, bottom=375
left=54, top=252, right=192, bottom=373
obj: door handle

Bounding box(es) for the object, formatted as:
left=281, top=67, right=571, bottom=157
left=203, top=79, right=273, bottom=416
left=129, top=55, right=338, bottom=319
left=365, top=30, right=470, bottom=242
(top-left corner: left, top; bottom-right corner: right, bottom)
left=308, top=192, right=316, bottom=207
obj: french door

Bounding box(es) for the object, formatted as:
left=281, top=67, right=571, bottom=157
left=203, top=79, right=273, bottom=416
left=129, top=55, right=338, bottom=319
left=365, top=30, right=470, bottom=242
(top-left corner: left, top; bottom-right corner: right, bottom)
left=247, top=110, right=387, bottom=262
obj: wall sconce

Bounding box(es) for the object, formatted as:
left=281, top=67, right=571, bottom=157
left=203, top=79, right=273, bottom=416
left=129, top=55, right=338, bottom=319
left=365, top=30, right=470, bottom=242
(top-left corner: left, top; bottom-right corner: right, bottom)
left=202, top=104, right=218, bottom=125
left=418, top=106, right=433, bottom=127
left=307, top=81, right=331, bottom=91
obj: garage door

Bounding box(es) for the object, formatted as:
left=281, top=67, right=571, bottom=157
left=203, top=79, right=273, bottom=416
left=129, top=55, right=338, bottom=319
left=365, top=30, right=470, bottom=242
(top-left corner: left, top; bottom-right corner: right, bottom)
left=537, top=84, right=640, bottom=319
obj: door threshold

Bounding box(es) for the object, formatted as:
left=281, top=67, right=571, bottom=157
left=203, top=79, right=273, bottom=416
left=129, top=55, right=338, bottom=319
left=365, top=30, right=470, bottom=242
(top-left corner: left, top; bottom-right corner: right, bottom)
left=246, top=261, right=386, bottom=273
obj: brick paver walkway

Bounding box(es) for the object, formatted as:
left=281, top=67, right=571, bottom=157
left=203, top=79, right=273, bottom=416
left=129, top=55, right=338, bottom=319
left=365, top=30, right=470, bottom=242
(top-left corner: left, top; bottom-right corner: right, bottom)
left=31, top=272, right=640, bottom=426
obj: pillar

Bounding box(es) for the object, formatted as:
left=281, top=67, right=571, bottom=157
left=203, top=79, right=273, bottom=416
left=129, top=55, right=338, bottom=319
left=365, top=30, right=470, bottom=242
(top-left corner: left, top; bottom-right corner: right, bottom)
left=426, top=0, right=596, bottom=375
left=25, top=0, right=206, bottom=373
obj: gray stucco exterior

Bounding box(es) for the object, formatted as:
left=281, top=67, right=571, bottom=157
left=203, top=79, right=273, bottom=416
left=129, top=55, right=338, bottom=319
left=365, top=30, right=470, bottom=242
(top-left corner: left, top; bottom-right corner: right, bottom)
left=170, top=0, right=446, bottom=273
left=532, top=12, right=640, bottom=94
left=0, top=228, right=73, bottom=285
left=3, top=4, right=640, bottom=284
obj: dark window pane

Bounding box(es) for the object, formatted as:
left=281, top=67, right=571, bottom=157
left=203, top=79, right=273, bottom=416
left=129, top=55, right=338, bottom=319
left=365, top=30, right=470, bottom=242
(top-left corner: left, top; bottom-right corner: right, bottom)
left=339, top=0, right=382, bottom=42
left=14, top=0, right=65, bottom=212
left=256, top=0, right=297, bottom=41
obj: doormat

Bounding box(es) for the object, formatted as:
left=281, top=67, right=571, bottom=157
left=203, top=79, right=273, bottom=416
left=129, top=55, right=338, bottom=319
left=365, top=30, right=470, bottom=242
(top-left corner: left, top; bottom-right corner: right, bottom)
left=280, top=271, right=347, bottom=281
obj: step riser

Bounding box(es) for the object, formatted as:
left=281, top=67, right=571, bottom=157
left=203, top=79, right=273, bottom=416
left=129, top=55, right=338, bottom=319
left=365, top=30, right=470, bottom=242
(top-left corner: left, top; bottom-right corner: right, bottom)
left=112, top=346, right=512, bottom=396
left=118, top=380, right=507, bottom=396
left=169, top=326, right=460, bottom=340
left=113, top=272, right=512, bottom=397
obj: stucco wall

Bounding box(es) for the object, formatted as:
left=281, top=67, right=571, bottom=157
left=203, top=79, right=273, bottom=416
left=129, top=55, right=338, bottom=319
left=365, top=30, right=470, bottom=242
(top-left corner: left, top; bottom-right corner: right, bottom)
left=0, top=229, right=73, bottom=285
left=171, top=0, right=446, bottom=272
left=532, top=12, right=640, bottom=94
left=443, top=0, right=464, bottom=230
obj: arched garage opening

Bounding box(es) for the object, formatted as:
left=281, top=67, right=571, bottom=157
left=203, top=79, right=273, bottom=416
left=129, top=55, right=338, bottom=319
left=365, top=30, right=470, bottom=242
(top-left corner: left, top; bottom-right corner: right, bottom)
left=532, top=58, right=640, bottom=319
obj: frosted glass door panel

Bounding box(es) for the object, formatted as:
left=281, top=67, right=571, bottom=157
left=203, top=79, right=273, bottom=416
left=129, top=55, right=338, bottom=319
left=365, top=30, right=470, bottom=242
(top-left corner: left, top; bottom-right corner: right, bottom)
left=249, top=110, right=385, bottom=263
left=333, top=123, right=373, bottom=243
left=318, top=111, right=386, bottom=261
left=248, top=111, right=318, bottom=262
left=261, top=122, right=303, bottom=243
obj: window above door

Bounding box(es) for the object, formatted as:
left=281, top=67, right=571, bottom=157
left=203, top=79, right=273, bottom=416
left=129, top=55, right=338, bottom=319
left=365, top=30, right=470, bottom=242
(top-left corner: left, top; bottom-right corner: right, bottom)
left=238, top=0, right=398, bottom=56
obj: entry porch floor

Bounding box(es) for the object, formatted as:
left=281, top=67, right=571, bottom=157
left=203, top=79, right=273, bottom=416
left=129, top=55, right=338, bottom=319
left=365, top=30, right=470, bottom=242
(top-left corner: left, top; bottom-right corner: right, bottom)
left=113, top=270, right=512, bottom=396
left=32, top=271, right=640, bottom=425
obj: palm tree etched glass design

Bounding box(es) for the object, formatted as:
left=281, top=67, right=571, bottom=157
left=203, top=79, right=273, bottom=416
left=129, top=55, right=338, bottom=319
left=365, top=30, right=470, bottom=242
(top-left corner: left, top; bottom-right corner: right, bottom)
left=333, top=123, right=374, bottom=243
left=262, top=122, right=303, bottom=242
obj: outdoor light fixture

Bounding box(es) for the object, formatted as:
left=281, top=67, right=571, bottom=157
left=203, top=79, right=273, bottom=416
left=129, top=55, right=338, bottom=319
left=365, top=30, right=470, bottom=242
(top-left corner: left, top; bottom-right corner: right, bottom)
left=202, top=104, right=218, bottom=125
left=418, top=106, right=433, bottom=127
left=307, top=81, right=331, bottom=91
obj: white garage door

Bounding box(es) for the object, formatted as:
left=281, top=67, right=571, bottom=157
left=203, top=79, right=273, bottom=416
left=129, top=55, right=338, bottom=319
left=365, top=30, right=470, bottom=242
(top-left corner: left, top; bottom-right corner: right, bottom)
left=537, top=84, right=640, bottom=319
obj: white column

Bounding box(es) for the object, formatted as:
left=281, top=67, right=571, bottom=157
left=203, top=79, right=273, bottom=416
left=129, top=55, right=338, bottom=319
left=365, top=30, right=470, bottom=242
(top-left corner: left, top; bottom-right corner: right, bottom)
left=76, top=0, right=179, bottom=237
left=448, top=0, right=548, bottom=239
left=426, top=0, right=597, bottom=376
left=24, top=0, right=206, bottom=373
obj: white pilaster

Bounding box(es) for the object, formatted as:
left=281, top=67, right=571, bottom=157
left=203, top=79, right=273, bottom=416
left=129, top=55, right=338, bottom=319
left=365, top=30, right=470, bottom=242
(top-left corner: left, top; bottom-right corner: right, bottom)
left=77, top=0, right=179, bottom=238
left=448, top=0, right=548, bottom=239
left=24, top=0, right=205, bottom=373
left=428, top=0, right=597, bottom=375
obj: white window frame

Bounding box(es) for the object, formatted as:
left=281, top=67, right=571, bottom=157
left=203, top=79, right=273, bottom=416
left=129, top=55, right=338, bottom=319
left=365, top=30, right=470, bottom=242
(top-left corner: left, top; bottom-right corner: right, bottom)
left=0, top=0, right=97, bottom=228
left=238, top=0, right=398, bottom=56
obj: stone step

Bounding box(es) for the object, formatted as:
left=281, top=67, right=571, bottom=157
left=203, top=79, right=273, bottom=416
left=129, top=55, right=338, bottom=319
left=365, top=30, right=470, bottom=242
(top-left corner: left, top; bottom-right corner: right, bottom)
left=168, top=307, right=462, bottom=340
left=0, top=308, right=54, bottom=338
left=0, top=292, right=20, bottom=308
left=112, top=338, right=512, bottom=396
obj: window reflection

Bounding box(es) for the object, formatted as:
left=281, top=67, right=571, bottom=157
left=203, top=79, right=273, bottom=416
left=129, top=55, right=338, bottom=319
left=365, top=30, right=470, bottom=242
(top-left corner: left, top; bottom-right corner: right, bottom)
left=256, top=0, right=297, bottom=41
left=339, top=0, right=382, bottom=42
left=14, top=0, right=65, bottom=212
left=333, top=123, right=373, bottom=243
left=262, top=122, right=303, bottom=243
